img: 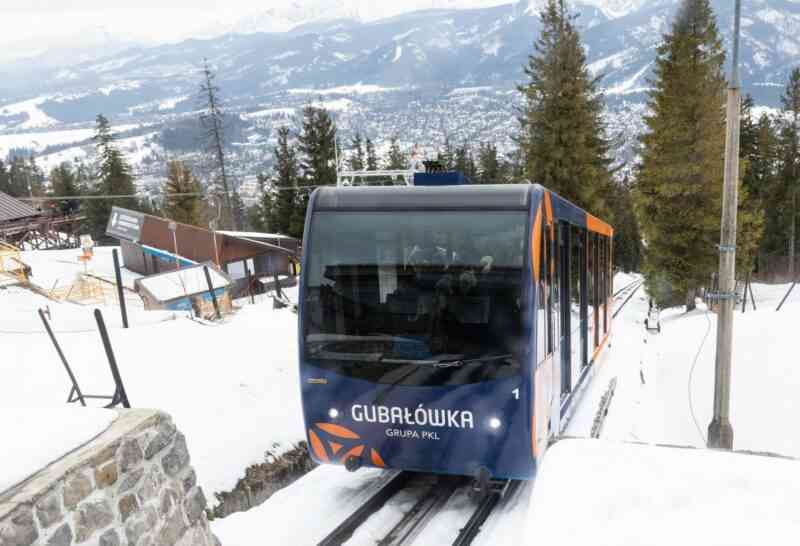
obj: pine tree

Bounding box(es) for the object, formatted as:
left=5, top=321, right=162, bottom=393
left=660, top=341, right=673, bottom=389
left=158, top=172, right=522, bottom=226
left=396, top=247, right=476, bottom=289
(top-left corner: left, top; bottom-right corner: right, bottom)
left=517, top=0, right=613, bottom=214
left=348, top=132, right=366, bottom=171
left=365, top=137, right=379, bottom=171
left=736, top=95, right=766, bottom=275
left=0, top=159, right=8, bottom=195
left=385, top=136, right=409, bottom=170
left=751, top=114, right=782, bottom=257
left=272, top=126, right=299, bottom=236
left=49, top=163, right=79, bottom=197
left=199, top=58, right=236, bottom=230
left=437, top=135, right=455, bottom=170
left=163, top=160, right=206, bottom=226
left=477, top=142, right=502, bottom=183
left=253, top=173, right=275, bottom=232
left=609, top=177, right=643, bottom=273
left=454, top=142, right=477, bottom=179
left=296, top=105, right=336, bottom=235
left=85, top=114, right=139, bottom=240
left=634, top=0, right=727, bottom=309
left=778, top=68, right=800, bottom=278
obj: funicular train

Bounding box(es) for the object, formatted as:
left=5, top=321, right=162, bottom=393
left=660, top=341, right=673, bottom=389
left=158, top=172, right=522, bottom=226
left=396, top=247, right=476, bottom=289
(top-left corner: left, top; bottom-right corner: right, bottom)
left=298, top=179, right=613, bottom=488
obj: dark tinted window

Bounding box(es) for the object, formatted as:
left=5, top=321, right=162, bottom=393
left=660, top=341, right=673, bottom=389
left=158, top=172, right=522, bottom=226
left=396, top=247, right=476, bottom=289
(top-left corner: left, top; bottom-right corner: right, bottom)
left=303, top=211, right=528, bottom=386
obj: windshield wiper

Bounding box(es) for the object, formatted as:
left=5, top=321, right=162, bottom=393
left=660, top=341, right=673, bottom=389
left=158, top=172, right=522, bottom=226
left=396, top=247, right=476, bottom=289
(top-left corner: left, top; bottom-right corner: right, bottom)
left=381, top=354, right=514, bottom=368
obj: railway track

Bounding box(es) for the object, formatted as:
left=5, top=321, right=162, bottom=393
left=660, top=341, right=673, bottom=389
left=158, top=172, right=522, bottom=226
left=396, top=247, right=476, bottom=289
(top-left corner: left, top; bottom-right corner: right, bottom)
left=613, top=278, right=644, bottom=318
left=317, top=279, right=645, bottom=546
left=317, top=472, right=519, bottom=546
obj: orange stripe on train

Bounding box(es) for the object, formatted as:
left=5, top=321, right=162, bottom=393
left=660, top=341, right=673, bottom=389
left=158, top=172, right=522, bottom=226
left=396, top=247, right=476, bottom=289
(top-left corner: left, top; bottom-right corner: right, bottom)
left=316, top=423, right=360, bottom=440
left=371, top=449, right=386, bottom=468
left=308, top=430, right=329, bottom=462
left=339, top=445, right=365, bottom=463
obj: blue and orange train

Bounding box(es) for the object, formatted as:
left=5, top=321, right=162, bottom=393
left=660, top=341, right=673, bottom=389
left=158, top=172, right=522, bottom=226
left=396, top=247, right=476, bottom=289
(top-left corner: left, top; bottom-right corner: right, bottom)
left=298, top=183, right=613, bottom=484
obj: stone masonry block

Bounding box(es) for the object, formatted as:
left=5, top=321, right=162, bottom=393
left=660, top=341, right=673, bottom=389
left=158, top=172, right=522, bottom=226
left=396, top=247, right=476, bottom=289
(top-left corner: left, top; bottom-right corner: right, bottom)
left=36, top=490, right=63, bottom=529
left=162, top=434, right=190, bottom=478
left=0, top=506, right=39, bottom=546
left=46, top=523, right=73, bottom=546
left=99, top=529, right=120, bottom=546
left=95, top=462, right=118, bottom=489
left=63, top=472, right=94, bottom=510
left=119, top=494, right=141, bottom=523
left=74, top=500, right=114, bottom=543
left=118, top=439, right=144, bottom=473
left=145, top=421, right=177, bottom=460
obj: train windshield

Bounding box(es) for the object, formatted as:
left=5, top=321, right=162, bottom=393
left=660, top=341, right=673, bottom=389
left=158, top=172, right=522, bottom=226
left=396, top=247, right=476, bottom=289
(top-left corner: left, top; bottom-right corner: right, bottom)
left=303, top=211, right=528, bottom=386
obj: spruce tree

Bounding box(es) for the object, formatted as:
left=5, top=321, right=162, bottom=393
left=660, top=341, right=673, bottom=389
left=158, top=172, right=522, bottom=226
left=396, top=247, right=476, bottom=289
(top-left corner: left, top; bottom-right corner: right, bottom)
left=454, top=142, right=477, bottom=179
left=296, top=105, right=336, bottom=235
left=735, top=95, right=766, bottom=275
left=49, top=163, right=79, bottom=197
left=253, top=173, right=275, bottom=232
left=752, top=114, right=782, bottom=256
left=778, top=68, right=800, bottom=278
left=634, top=0, right=727, bottom=308
left=517, top=0, right=612, bottom=214
left=385, top=136, right=409, bottom=170
left=86, top=114, right=139, bottom=240
left=477, top=142, right=503, bottom=183
left=609, top=177, right=643, bottom=273
left=0, top=159, right=8, bottom=195
left=163, top=160, right=206, bottom=226
left=272, top=126, right=299, bottom=236
left=437, top=135, right=455, bottom=170
left=365, top=137, right=379, bottom=171
left=348, top=132, right=365, bottom=171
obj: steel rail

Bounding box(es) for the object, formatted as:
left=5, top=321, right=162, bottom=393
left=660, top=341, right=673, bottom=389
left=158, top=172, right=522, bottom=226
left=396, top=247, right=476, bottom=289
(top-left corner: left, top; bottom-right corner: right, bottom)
left=317, top=471, right=413, bottom=546
left=451, top=481, right=522, bottom=546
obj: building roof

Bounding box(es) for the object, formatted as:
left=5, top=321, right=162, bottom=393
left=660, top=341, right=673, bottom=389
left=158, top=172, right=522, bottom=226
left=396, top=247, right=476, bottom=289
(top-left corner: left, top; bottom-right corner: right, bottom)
left=0, top=192, right=39, bottom=224
left=136, top=263, right=230, bottom=302
left=216, top=231, right=298, bottom=242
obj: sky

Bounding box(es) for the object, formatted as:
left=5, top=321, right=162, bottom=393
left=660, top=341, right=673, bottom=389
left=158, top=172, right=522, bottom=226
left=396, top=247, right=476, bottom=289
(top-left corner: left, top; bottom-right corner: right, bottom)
left=0, top=0, right=514, bottom=62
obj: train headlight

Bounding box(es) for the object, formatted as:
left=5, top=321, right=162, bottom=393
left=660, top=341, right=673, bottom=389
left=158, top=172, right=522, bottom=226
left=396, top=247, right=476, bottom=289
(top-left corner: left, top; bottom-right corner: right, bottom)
left=328, top=408, right=340, bottom=419
left=489, top=417, right=502, bottom=430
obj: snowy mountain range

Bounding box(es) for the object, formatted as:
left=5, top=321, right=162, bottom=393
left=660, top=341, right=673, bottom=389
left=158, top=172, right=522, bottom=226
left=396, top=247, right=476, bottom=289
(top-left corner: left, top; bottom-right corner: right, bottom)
left=0, top=0, right=798, bottom=179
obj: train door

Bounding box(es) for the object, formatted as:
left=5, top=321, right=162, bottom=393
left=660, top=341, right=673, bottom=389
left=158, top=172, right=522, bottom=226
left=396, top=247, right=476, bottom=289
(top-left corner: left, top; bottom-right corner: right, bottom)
left=589, top=233, right=599, bottom=352
left=579, top=228, right=589, bottom=370
left=533, top=207, right=555, bottom=457
left=558, top=222, right=571, bottom=398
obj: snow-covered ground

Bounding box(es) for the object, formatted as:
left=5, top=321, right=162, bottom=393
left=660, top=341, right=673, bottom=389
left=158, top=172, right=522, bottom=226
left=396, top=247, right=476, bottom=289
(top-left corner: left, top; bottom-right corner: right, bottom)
left=2, top=249, right=304, bottom=506
left=214, top=273, right=800, bottom=544
left=2, top=407, right=115, bottom=494
left=6, top=256, right=800, bottom=544
left=527, top=439, right=800, bottom=546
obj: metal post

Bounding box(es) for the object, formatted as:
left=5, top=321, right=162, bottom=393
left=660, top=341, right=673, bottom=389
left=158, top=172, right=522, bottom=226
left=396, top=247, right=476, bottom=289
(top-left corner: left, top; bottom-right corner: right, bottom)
left=112, top=249, right=129, bottom=329
left=39, top=308, right=86, bottom=407
left=708, top=0, right=742, bottom=450
left=203, top=266, right=222, bottom=320
left=94, top=309, right=131, bottom=409
left=246, top=264, right=255, bottom=304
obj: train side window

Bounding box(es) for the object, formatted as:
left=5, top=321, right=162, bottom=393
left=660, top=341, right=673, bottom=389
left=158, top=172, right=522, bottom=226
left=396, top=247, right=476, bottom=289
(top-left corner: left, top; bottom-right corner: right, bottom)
left=550, top=223, right=559, bottom=352
left=537, top=220, right=547, bottom=364
left=544, top=223, right=554, bottom=354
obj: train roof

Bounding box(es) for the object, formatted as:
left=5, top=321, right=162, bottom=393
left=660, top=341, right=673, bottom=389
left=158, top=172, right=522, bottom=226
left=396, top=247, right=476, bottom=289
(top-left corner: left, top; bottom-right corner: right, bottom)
left=312, top=184, right=533, bottom=211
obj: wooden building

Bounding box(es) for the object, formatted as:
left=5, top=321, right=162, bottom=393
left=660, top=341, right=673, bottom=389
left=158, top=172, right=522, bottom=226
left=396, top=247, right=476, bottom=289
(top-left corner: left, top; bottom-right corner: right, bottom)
left=106, top=207, right=298, bottom=297
left=0, top=191, right=83, bottom=249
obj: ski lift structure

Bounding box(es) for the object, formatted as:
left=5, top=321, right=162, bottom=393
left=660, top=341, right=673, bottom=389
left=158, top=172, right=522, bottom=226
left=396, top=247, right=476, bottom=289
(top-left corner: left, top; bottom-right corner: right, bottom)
left=336, top=160, right=473, bottom=188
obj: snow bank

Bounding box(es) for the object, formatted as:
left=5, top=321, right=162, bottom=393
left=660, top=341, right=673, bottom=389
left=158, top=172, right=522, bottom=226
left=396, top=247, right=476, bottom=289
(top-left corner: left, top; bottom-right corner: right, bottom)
left=139, top=266, right=228, bottom=300
left=1, top=407, right=115, bottom=494
left=527, top=439, right=800, bottom=546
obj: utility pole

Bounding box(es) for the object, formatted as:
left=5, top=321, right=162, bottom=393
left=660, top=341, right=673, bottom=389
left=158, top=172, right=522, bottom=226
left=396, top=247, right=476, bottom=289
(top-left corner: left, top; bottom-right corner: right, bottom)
left=708, top=0, right=742, bottom=450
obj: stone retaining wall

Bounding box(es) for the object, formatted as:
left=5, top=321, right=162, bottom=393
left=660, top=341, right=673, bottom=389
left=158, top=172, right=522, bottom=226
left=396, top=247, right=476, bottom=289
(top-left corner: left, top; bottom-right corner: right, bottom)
left=0, top=410, right=219, bottom=546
